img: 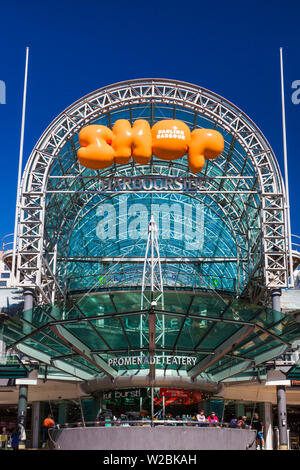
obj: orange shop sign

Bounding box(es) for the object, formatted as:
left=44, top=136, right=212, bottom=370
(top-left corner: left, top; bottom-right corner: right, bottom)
left=77, top=119, right=224, bottom=173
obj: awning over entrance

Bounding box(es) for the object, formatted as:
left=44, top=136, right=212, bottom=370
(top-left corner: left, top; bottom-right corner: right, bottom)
left=2, top=291, right=300, bottom=386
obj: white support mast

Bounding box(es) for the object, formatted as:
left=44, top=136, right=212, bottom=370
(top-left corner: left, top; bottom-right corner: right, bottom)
left=141, top=215, right=164, bottom=310
left=12, top=47, right=30, bottom=286
left=280, top=47, right=294, bottom=287
left=140, top=216, right=164, bottom=381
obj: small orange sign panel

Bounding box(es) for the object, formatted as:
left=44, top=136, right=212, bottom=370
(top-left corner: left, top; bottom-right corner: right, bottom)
left=152, top=120, right=191, bottom=160
left=77, top=119, right=224, bottom=173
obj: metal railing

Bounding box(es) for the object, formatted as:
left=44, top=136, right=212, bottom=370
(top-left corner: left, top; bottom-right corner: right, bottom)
left=292, top=234, right=300, bottom=254
left=2, top=233, right=14, bottom=252
left=53, top=419, right=248, bottom=428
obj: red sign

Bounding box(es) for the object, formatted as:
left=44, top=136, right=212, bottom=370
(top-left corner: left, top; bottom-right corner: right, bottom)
left=292, top=380, right=300, bottom=386
left=158, top=389, right=191, bottom=405
left=154, top=389, right=203, bottom=406
left=160, top=388, right=190, bottom=399
left=192, top=390, right=203, bottom=403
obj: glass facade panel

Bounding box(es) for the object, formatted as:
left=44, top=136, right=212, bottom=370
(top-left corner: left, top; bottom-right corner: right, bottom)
left=3, top=291, right=300, bottom=381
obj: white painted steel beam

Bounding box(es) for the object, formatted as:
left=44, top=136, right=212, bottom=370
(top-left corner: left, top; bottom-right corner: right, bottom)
left=188, top=326, right=255, bottom=379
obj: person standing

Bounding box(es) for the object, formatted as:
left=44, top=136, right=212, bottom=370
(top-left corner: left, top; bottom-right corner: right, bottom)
left=196, top=410, right=207, bottom=427
left=42, top=414, right=55, bottom=448
left=229, top=416, right=238, bottom=428
left=207, top=411, right=219, bottom=427
left=0, top=426, right=9, bottom=450
left=237, top=416, right=246, bottom=429
left=252, top=413, right=265, bottom=450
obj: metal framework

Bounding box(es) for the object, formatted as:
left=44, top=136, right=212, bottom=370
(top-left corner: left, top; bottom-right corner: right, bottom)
left=141, top=216, right=164, bottom=310
left=13, top=78, right=289, bottom=305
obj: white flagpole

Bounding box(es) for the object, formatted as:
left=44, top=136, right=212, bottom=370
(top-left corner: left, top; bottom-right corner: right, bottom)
left=280, top=47, right=294, bottom=287
left=11, top=47, right=30, bottom=286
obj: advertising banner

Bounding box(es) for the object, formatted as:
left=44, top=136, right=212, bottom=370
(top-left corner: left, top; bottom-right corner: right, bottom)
left=103, top=388, right=147, bottom=406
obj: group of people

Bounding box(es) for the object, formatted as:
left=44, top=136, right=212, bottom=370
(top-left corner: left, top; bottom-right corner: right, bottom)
left=0, top=423, right=26, bottom=450
left=0, top=413, right=55, bottom=450
left=196, top=410, right=219, bottom=426
left=196, top=411, right=264, bottom=449
left=0, top=411, right=265, bottom=450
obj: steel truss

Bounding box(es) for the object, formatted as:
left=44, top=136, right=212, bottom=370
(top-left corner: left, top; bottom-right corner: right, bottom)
left=14, top=79, right=289, bottom=303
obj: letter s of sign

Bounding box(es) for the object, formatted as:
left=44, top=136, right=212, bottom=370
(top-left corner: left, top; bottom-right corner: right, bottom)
left=78, top=125, right=115, bottom=169
left=291, top=80, right=300, bottom=105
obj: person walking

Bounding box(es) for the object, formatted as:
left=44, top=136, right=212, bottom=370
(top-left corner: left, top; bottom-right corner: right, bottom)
left=11, top=426, right=20, bottom=450
left=42, top=413, right=55, bottom=448
left=252, top=413, right=265, bottom=450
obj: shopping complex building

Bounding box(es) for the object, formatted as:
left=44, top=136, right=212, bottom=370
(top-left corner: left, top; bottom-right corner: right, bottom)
left=0, top=78, right=300, bottom=450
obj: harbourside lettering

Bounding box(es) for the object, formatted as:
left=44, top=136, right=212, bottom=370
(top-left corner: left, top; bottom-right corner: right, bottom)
left=108, top=355, right=197, bottom=367
left=93, top=175, right=208, bottom=192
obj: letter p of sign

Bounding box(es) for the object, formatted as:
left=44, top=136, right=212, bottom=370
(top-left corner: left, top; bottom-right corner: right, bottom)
left=188, top=129, right=224, bottom=173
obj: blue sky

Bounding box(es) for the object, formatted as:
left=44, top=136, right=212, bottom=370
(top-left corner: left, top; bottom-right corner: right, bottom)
left=0, top=0, right=299, bottom=244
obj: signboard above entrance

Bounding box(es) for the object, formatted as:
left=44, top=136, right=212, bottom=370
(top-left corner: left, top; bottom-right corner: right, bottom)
left=108, top=355, right=197, bottom=367
left=77, top=119, right=224, bottom=173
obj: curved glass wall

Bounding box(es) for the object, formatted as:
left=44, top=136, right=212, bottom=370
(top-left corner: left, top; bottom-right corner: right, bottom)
left=44, top=102, right=261, bottom=297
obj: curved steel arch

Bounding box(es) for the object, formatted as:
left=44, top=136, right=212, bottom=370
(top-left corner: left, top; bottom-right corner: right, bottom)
left=15, top=78, right=289, bottom=302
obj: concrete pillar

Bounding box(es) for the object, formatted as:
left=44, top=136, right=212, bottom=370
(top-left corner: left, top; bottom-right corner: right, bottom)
left=235, top=402, right=245, bottom=418
left=31, top=402, right=41, bottom=449
left=271, top=288, right=282, bottom=324
left=17, top=384, right=28, bottom=448
left=93, top=394, right=102, bottom=420
left=0, top=326, right=6, bottom=364
left=18, top=385, right=28, bottom=426
left=58, top=402, right=67, bottom=425
left=277, top=385, right=288, bottom=450
left=23, top=288, right=34, bottom=334
left=258, top=403, right=265, bottom=421
left=203, top=400, right=210, bottom=417
left=264, top=402, right=273, bottom=450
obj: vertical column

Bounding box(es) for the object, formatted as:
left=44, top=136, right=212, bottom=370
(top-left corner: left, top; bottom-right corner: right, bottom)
left=93, top=394, right=102, bottom=421
left=31, top=401, right=41, bottom=449
left=23, top=288, right=34, bottom=329
left=264, top=402, right=273, bottom=450
left=271, top=288, right=282, bottom=324
left=58, top=402, right=67, bottom=426
left=277, top=385, right=288, bottom=450
left=17, top=288, right=35, bottom=449
left=0, top=319, right=6, bottom=364
left=148, top=310, right=156, bottom=381
left=17, top=384, right=28, bottom=448
left=235, top=402, right=245, bottom=418
left=18, top=385, right=28, bottom=426
left=151, top=387, right=154, bottom=425
left=203, top=399, right=210, bottom=417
